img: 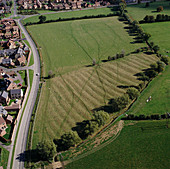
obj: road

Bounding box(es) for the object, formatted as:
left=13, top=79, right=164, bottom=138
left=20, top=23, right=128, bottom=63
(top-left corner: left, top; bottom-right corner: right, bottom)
left=5, top=1, right=41, bottom=169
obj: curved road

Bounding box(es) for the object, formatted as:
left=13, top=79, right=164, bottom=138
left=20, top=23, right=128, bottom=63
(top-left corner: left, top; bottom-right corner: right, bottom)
left=6, top=1, right=41, bottom=168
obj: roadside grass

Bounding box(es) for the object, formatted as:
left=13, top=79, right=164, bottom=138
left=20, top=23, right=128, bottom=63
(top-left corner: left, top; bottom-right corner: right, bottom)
left=27, top=17, right=144, bottom=76
left=0, top=146, right=9, bottom=169
left=29, top=69, right=34, bottom=88
left=37, top=9, right=57, bottom=14
left=32, top=52, right=159, bottom=148
left=23, top=7, right=116, bottom=24
left=127, top=0, right=170, bottom=21
left=66, top=120, right=170, bottom=169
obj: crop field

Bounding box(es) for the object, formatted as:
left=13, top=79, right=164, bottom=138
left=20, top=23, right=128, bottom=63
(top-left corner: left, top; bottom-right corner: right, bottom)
left=32, top=53, right=158, bottom=147
left=23, top=7, right=115, bottom=24
left=28, top=17, right=144, bottom=75
left=66, top=120, right=170, bottom=169
left=127, top=0, right=170, bottom=21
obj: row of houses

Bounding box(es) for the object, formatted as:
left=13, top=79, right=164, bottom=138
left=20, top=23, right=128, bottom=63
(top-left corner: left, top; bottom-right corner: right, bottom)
left=0, top=19, right=21, bottom=39
left=17, top=0, right=105, bottom=10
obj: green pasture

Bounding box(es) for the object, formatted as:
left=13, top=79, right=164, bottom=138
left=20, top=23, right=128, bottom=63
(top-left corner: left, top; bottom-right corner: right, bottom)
left=127, top=0, right=170, bottom=21
left=27, top=17, right=143, bottom=75
left=67, top=120, right=170, bottom=169
left=142, top=22, right=170, bottom=55
left=23, top=7, right=115, bottom=24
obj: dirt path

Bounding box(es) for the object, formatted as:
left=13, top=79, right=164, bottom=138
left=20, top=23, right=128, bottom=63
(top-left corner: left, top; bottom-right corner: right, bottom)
left=65, top=120, right=124, bottom=166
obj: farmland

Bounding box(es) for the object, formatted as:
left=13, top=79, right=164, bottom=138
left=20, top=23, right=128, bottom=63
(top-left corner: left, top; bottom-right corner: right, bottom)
left=66, top=120, right=170, bottom=169
left=23, top=7, right=116, bottom=24
left=32, top=52, right=159, bottom=147
left=28, top=17, right=144, bottom=75
left=127, top=1, right=170, bottom=21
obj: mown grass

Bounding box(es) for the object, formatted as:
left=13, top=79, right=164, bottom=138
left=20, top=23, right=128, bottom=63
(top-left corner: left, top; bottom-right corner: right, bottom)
left=32, top=53, right=158, bottom=148
left=27, top=17, right=143, bottom=75
left=23, top=7, right=115, bottom=24
left=0, top=146, right=9, bottom=169
left=127, top=0, right=170, bottom=21
left=66, top=120, right=170, bottom=169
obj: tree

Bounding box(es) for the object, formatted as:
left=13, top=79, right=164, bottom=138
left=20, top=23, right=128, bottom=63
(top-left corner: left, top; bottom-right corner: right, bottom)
left=157, top=61, right=165, bottom=72
left=93, top=111, right=110, bottom=127
left=145, top=2, right=150, bottom=7
left=36, top=140, right=56, bottom=161
left=156, top=14, right=162, bottom=21
left=144, top=15, right=149, bottom=22
left=126, top=88, right=140, bottom=100
left=39, top=15, right=46, bottom=23
left=161, top=56, right=169, bottom=65
left=57, top=131, right=81, bottom=150
left=157, top=6, right=163, bottom=12
left=142, top=32, right=151, bottom=41
left=9, top=1, right=13, bottom=7
left=153, top=45, right=160, bottom=53
left=150, top=63, right=158, bottom=70
left=146, top=69, right=158, bottom=78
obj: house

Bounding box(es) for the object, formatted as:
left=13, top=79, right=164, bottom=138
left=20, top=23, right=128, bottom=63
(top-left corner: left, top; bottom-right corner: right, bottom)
left=51, top=3, right=58, bottom=10
left=2, top=58, right=12, bottom=65
left=6, top=71, right=16, bottom=77
left=71, top=3, right=77, bottom=9
left=6, top=114, right=13, bottom=124
left=57, top=4, right=64, bottom=10
left=17, top=47, right=25, bottom=57
left=5, top=103, right=20, bottom=112
left=77, top=1, right=81, bottom=8
left=13, top=26, right=19, bottom=32
left=5, top=32, right=12, bottom=39
left=0, top=33, right=4, bottom=38
left=16, top=55, right=26, bottom=66
left=10, top=89, right=23, bottom=99
left=0, top=116, right=7, bottom=136
left=95, top=1, right=100, bottom=7
left=64, top=3, right=70, bottom=10
left=43, top=5, right=48, bottom=9
left=0, top=91, right=9, bottom=105
left=0, top=106, right=8, bottom=117
left=7, top=82, right=17, bottom=91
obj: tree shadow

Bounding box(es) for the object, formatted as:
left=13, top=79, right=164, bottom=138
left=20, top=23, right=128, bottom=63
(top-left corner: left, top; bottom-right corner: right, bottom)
left=16, top=149, right=40, bottom=163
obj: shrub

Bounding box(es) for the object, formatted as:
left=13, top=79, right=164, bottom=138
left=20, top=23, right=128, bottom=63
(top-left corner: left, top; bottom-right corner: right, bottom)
left=157, top=6, right=163, bottom=12
left=145, top=2, right=150, bottom=7
left=93, top=111, right=110, bottom=126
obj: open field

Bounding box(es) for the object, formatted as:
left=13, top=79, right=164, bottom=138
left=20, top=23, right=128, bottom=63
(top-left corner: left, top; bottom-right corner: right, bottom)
left=23, top=7, right=115, bottom=24
left=0, top=146, right=9, bottom=169
left=32, top=53, right=159, bottom=148
left=142, top=22, right=170, bottom=55
left=28, top=17, right=144, bottom=75
left=127, top=0, right=170, bottom=21
left=66, top=120, right=170, bottom=169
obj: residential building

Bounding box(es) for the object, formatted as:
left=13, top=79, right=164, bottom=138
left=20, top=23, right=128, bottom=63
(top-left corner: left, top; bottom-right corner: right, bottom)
left=10, top=89, right=23, bottom=99
left=0, top=91, right=9, bottom=105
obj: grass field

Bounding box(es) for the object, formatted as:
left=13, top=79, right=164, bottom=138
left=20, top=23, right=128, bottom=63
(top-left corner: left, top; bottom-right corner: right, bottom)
left=142, top=22, right=170, bottom=55
left=127, top=0, right=170, bottom=21
left=23, top=7, right=115, bottom=24
left=66, top=120, right=170, bottom=169
left=32, top=52, right=158, bottom=148
left=0, top=146, right=9, bottom=169
left=28, top=17, right=144, bottom=75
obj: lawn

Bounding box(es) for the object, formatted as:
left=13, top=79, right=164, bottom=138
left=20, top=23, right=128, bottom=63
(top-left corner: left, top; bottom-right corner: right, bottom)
left=127, top=0, right=170, bottom=21
left=27, top=17, right=144, bottom=76
left=66, top=120, right=170, bottom=169
left=23, top=7, right=116, bottom=24
left=0, top=146, right=9, bottom=169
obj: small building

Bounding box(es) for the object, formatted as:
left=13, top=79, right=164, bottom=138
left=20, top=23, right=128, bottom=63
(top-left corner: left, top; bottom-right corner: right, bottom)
left=2, top=58, right=12, bottom=65
left=16, top=55, right=26, bottom=66
left=95, top=1, right=100, bottom=7
left=64, top=3, right=70, bottom=10
left=72, top=3, right=77, bottom=9
left=77, top=1, right=81, bottom=8
left=0, top=91, right=9, bottom=105
left=6, top=114, right=13, bottom=124
left=10, top=89, right=23, bottom=99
